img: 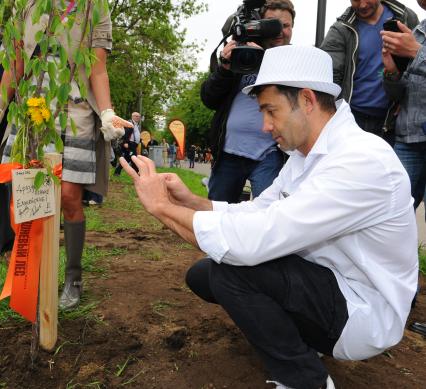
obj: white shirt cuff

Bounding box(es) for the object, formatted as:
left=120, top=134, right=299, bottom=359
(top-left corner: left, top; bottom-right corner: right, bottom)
left=212, top=200, right=229, bottom=212
left=193, top=211, right=229, bottom=263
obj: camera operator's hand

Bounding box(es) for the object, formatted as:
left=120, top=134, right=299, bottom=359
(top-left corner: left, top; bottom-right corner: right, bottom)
left=220, top=40, right=263, bottom=70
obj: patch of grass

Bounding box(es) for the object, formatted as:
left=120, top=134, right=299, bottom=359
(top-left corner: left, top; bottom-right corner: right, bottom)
left=151, top=300, right=175, bottom=316
left=0, top=246, right=126, bottom=323
left=419, top=246, right=426, bottom=275
left=85, top=206, right=142, bottom=233
left=111, top=166, right=208, bottom=198
left=177, top=242, right=194, bottom=250
left=142, top=248, right=163, bottom=262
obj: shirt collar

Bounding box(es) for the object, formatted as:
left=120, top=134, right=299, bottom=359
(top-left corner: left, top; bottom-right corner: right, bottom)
left=289, top=99, right=353, bottom=180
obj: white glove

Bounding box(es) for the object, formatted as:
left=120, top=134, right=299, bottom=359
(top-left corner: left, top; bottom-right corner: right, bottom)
left=100, top=109, right=133, bottom=142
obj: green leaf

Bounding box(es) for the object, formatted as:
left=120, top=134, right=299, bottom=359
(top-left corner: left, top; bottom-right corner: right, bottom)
left=40, top=38, right=48, bottom=56
left=70, top=118, right=77, bottom=136
left=74, top=50, right=83, bottom=66
left=59, top=111, right=68, bottom=130
left=32, top=58, right=42, bottom=77
left=35, top=30, right=44, bottom=43
left=53, top=131, right=64, bottom=153
left=59, top=68, right=71, bottom=84
left=57, top=84, right=71, bottom=104
left=92, top=8, right=100, bottom=26
left=50, top=172, right=60, bottom=186
left=48, top=61, right=56, bottom=81
left=34, top=171, right=46, bottom=191
left=59, top=46, right=68, bottom=68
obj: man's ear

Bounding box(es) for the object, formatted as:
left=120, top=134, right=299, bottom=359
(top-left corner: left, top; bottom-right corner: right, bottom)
left=299, top=89, right=315, bottom=114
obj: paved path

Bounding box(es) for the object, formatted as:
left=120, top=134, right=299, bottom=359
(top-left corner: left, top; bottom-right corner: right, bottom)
left=181, top=162, right=426, bottom=245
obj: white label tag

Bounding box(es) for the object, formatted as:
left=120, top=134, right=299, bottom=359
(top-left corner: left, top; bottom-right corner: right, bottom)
left=12, top=168, right=56, bottom=224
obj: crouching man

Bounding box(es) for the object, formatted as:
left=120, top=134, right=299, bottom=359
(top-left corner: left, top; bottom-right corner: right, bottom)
left=119, top=46, right=418, bottom=389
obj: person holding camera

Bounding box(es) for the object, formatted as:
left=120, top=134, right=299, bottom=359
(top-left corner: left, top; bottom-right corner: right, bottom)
left=201, top=0, right=295, bottom=203
left=120, top=45, right=418, bottom=389
left=381, top=0, right=426, bottom=337
left=321, top=0, right=418, bottom=145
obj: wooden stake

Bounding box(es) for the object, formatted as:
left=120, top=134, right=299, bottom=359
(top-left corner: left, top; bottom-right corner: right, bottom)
left=39, top=152, right=62, bottom=351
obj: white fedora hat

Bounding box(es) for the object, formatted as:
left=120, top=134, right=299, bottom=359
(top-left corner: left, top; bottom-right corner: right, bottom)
left=242, top=45, right=341, bottom=98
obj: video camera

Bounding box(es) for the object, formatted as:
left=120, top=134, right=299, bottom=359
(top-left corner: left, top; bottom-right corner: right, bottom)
left=222, top=0, right=282, bottom=74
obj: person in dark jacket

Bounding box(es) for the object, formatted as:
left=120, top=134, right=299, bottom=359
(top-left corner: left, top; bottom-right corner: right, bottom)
left=321, top=0, right=418, bottom=144
left=114, top=124, right=140, bottom=176
left=187, top=144, right=196, bottom=168
left=201, top=0, right=295, bottom=203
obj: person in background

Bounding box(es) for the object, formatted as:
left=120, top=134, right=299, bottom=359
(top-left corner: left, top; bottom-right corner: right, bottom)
left=161, top=138, right=169, bottom=166
left=113, top=112, right=141, bottom=176
left=201, top=0, right=295, bottom=203
left=381, top=0, right=426, bottom=337
left=168, top=141, right=177, bottom=167
left=187, top=144, right=196, bottom=168
left=321, top=0, right=418, bottom=145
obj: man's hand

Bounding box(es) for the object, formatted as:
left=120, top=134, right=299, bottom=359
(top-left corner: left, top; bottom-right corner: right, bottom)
left=160, top=172, right=196, bottom=207
left=219, top=40, right=263, bottom=70
left=382, top=48, right=398, bottom=74
left=381, top=21, right=421, bottom=59
left=119, top=155, right=170, bottom=215
left=100, top=109, right=133, bottom=142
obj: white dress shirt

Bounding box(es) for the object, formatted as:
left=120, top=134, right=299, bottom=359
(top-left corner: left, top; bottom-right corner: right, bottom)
left=193, top=100, right=418, bottom=360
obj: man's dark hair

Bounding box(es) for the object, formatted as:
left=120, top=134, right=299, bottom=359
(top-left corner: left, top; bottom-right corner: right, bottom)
left=261, top=0, right=296, bottom=25
left=251, top=84, right=336, bottom=113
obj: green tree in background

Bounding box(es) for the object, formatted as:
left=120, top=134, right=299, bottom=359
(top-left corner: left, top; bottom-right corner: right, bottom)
left=166, top=71, right=213, bottom=146
left=107, top=0, right=206, bottom=130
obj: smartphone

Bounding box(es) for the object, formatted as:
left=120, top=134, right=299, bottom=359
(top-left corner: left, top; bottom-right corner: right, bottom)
left=383, top=18, right=400, bottom=33
left=382, top=18, right=410, bottom=73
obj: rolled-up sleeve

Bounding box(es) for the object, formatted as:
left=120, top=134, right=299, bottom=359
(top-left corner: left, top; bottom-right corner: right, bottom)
left=193, top=211, right=229, bottom=262
left=91, top=9, right=113, bottom=51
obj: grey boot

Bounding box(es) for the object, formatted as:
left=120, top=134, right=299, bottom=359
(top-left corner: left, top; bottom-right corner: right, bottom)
left=59, top=219, right=85, bottom=310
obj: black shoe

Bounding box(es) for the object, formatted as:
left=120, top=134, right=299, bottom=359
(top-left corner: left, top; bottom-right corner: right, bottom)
left=409, top=322, right=426, bottom=336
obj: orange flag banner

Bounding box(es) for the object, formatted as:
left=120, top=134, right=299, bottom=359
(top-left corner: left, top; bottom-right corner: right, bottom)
left=168, top=119, right=186, bottom=160
left=0, top=162, right=61, bottom=322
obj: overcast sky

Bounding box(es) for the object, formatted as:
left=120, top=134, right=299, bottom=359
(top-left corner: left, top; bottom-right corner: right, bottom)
left=184, top=0, right=425, bottom=71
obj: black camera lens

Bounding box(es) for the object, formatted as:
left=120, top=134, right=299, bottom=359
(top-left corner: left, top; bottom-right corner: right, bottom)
left=231, top=46, right=265, bottom=74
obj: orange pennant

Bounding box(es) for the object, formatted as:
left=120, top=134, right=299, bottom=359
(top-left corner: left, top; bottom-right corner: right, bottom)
left=168, top=119, right=186, bottom=160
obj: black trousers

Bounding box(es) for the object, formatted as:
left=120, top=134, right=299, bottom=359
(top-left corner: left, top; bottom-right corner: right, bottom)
left=186, top=256, right=348, bottom=389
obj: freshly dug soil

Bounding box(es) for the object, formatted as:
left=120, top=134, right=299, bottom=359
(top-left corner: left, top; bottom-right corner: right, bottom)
left=0, top=179, right=425, bottom=388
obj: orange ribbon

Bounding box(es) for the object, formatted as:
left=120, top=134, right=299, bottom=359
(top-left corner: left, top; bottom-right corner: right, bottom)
left=0, top=162, right=61, bottom=322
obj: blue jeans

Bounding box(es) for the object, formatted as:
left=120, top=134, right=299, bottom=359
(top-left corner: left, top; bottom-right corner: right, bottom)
left=208, top=149, right=286, bottom=203
left=394, top=142, right=426, bottom=216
